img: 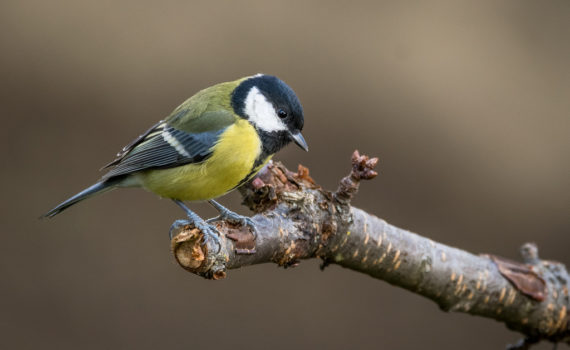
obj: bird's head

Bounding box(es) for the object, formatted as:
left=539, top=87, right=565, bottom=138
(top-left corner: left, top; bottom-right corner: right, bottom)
left=231, top=74, right=308, bottom=154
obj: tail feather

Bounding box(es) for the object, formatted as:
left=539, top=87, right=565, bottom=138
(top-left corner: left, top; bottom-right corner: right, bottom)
left=43, top=179, right=120, bottom=218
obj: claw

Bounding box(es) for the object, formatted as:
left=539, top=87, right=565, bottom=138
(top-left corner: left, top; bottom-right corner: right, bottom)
left=168, top=219, right=222, bottom=253
left=171, top=199, right=222, bottom=253
left=195, top=220, right=222, bottom=252
left=169, top=219, right=189, bottom=240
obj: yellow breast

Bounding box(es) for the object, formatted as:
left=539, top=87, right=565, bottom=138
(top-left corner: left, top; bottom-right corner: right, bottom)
left=137, top=120, right=262, bottom=201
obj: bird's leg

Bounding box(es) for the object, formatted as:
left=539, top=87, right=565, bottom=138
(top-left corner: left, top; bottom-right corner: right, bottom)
left=206, top=200, right=257, bottom=239
left=171, top=199, right=221, bottom=251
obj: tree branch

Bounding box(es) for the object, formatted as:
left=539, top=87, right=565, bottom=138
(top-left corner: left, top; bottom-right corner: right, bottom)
left=170, top=151, right=570, bottom=347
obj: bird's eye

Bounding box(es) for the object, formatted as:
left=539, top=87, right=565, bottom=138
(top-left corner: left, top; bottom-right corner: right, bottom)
left=277, top=109, right=288, bottom=118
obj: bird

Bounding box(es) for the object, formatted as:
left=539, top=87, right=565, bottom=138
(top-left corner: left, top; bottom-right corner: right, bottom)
left=43, top=74, right=308, bottom=247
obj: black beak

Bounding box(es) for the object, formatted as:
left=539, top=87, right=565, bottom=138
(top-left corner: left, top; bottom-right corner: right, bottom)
left=289, top=131, right=309, bottom=152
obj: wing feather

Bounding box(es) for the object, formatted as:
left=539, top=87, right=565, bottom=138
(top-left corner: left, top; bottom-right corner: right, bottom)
left=101, top=120, right=167, bottom=169
left=101, top=123, right=224, bottom=180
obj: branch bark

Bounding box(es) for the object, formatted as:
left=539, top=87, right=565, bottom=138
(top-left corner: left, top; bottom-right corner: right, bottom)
left=170, top=151, right=570, bottom=347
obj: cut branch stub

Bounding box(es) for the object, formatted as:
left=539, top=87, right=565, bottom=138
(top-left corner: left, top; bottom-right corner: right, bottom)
left=170, top=222, right=232, bottom=280
left=171, top=228, right=204, bottom=270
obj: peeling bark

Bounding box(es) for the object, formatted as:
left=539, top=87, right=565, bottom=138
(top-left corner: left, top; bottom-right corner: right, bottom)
left=170, top=151, right=570, bottom=347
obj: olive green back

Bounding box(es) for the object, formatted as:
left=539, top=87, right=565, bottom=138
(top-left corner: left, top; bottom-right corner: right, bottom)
left=166, top=77, right=248, bottom=133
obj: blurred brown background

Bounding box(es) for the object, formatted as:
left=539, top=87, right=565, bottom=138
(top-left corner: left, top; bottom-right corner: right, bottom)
left=1, top=1, right=568, bottom=349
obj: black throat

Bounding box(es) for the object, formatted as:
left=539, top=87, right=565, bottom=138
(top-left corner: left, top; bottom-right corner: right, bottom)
left=258, top=129, right=291, bottom=159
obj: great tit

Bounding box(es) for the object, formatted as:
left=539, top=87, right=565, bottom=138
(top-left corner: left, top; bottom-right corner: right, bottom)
left=44, top=74, right=308, bottom=245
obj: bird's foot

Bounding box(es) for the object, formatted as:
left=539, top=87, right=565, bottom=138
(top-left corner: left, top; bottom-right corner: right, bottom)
left=206, top=208, right=257, bottom=239
left=169, top=219, right=221, bottom=252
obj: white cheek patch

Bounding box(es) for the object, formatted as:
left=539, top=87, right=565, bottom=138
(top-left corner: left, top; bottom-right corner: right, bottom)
left=244, top=86, right=287, bottom=132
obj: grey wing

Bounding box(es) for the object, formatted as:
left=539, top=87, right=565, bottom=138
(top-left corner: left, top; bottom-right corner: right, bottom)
left=101, top=122, right=223, bottom=180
